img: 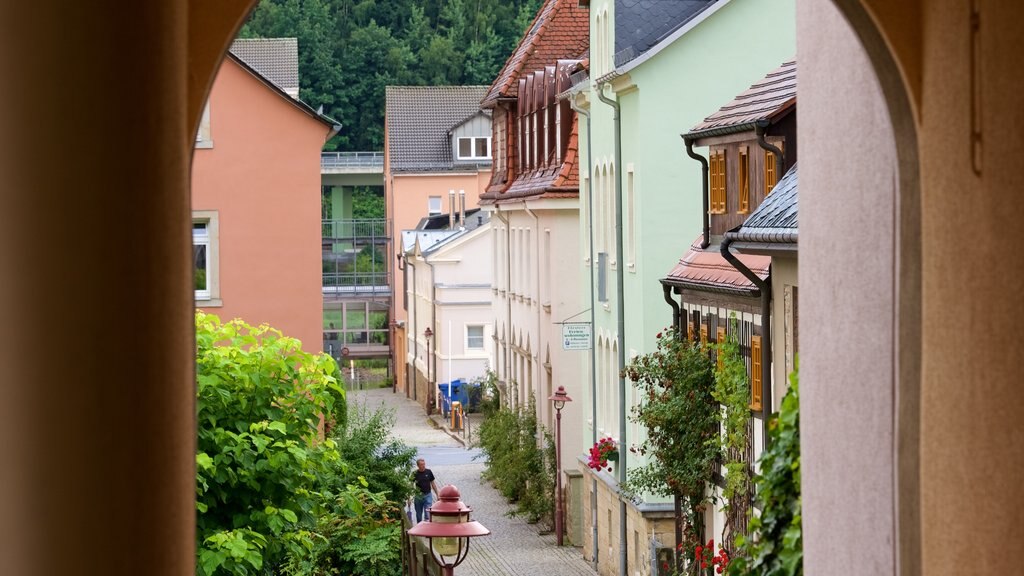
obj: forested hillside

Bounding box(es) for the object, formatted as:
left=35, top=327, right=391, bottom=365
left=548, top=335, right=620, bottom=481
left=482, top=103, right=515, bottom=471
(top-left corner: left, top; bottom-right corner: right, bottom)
left=239, top=0, right=543, bottom=151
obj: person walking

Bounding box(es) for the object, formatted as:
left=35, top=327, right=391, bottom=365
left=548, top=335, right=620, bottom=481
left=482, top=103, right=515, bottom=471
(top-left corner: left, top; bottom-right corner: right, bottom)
left=412, top=458, right=439, bottom=523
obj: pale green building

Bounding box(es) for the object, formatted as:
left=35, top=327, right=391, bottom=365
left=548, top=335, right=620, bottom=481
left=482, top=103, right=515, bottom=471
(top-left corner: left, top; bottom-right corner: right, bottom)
left=567, top=1, right=796, bottom=574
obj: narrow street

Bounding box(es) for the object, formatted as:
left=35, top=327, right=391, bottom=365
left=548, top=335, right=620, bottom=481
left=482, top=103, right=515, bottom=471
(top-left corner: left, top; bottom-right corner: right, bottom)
left=349, top=388, right=598, bottom=576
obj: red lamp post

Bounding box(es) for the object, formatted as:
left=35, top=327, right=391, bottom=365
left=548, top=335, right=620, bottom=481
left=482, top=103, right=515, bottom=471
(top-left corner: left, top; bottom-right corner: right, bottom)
left=407, top=485, right=490, bottom=575
left=548, top=385, right=572, bottom=546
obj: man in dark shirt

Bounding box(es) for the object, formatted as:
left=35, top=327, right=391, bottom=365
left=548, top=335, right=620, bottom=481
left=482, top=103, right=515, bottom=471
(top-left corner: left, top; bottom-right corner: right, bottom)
left=412, top=458, right=439, bottom=523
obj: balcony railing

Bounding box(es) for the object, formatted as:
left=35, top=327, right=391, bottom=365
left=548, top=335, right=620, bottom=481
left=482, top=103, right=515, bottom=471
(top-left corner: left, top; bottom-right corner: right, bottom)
left=321, top=151, right=384, bottom=171
left=322, top=271, right=389, bottom=288
left=322, top=218, right=389, bottom=240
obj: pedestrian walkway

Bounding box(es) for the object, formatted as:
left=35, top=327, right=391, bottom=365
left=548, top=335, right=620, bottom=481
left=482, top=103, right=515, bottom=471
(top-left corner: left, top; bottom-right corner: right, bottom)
left=349, top=388, right=598, bottom=576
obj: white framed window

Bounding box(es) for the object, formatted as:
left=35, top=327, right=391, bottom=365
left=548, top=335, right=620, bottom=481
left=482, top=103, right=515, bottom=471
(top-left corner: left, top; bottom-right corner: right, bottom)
left=457, top=137, right=491, bottom=161
left=195, top=101, right=213, bottom=148
left=466, top=325, right=485, bottom=350
left=192, top=210, right=221, bottom=305
left=428, top=196, right=442, bottom=215
left=626, top=164, right=636, bottom=271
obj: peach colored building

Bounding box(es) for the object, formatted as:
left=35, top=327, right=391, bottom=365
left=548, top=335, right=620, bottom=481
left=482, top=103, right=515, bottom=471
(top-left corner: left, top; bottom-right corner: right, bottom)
left=192, top=46, right=337, bottom=350
left=384, top=86, right=493, bottom=397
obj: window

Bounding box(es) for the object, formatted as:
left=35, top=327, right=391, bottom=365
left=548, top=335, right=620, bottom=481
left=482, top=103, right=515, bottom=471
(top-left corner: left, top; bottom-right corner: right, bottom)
left=710, top=150, right=727, bottom=214
left=765, top=142, right=784, bottom=194
left=700, top=324, right=708, bottom=348
left=739, top=147, right=750, bottom=213
left=751, top=335, right=763, bottom=411
left=428, top=196, right=442, bottom=215
left=457, top=136, right=491, bottom=161
left=195, top=101, right=213, bottom=148
left=466, top=325, right=485, bottom=350
left=192, top=211, right=220, bottom=305
left=626, top=166, right=635, bottom=269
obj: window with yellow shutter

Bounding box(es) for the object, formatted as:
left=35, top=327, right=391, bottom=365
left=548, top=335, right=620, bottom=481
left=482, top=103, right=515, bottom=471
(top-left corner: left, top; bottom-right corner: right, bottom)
left=738, top=147, right=749, bottom=213
left=716, top=326, right=726, bottom=370
left=710, top=151, right=727, bottom=214
left=750, top=335, right=763, bottom=411
left=764, top=141, right=785, bottom=194
left=700, top=325, right=708, bottom=349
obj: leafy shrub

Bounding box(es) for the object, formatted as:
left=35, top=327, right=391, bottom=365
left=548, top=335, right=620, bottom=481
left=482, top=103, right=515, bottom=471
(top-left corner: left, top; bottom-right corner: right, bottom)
left=712, top=319, right=752, bottom=549
left=728, top=363, right=802, bottom=576
left=195, top=312, right=345, bottom=575
left=477, top=393, right=555, bottom=527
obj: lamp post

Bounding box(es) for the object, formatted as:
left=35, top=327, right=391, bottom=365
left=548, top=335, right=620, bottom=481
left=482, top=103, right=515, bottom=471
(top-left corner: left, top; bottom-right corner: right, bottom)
left=548, top=385, right=573, bottom=546
left=407, top=485, right=490, bottom=575
left=424, top=327, right=433, bottom=412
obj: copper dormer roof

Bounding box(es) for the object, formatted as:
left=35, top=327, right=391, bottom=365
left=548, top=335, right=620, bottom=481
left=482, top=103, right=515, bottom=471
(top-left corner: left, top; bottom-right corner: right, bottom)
left=662, top=235, right=771, bottom=296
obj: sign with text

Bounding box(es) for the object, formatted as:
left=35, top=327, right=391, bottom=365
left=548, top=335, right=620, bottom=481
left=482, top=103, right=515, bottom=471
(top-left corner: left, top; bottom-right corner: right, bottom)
left=562, top=322, right=592, bottom=350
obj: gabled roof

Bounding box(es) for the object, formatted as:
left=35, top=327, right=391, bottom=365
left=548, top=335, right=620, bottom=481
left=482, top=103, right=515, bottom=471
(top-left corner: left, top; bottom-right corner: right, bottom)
left=685, top=59, right=797, bottom=140
left=385, top=86, right=491, bottom=173
left=481, top=0, right=589, bottom=107
left=727, top=163, right=798, bottom=246
left=662, top=235, right=770, bottom=296
left=230, top=38, right=300, bottom=98
left=223, top=52, right=337, bottom=131
left=614, top=0, right=715, bottom=68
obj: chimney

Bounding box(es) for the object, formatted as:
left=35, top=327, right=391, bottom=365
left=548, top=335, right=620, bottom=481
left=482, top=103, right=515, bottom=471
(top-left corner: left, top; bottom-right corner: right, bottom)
left=459, top=190, right=466, bottom=229
left=448, top=189, right=455, bottom=228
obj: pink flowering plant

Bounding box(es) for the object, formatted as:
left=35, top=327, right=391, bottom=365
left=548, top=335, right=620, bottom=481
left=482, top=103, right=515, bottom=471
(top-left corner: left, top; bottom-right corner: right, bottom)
left=587, top=437, right=618, bottom=472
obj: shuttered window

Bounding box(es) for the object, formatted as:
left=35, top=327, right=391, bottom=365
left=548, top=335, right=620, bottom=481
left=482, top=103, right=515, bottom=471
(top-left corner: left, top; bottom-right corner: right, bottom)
left=716, top=326, right=727, bottom=370
left=738, top=147, right=750, bottom=213
left=750, top=335, right=763, bottom=411
left=700, top=325, right=708, bottom=349
left=710, top=151, right=727, bottom=214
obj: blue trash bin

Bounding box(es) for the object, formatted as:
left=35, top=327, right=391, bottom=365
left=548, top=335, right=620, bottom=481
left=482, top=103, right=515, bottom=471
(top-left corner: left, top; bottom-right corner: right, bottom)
left=438, top=379, right=463, bottom=417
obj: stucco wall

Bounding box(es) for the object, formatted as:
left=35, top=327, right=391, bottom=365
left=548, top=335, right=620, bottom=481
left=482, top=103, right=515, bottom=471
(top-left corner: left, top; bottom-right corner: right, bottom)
left=191, top=57, right=328, bottom=351
left=798, top=2, right=899, bottom=573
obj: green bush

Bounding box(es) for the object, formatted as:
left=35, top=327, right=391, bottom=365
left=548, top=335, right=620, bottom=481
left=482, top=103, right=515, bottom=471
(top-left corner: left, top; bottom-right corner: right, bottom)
left=477, top=393, right=555, bottom=527
left=728, top=362, right=802, bottom=576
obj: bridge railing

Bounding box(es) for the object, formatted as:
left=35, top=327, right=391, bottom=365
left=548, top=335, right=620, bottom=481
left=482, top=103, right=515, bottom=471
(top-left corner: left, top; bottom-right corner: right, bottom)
left=321, top=151, right=384, bottom=170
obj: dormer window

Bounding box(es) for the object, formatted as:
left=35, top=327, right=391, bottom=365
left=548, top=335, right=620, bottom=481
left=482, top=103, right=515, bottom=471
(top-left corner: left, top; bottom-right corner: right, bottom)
left=458, top=137, right=491, bottom=161
left=710, top=150, right=727, bottom=214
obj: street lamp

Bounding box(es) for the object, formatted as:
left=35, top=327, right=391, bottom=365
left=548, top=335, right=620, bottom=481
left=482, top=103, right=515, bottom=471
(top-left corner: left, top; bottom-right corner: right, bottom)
left=407, top=485, right=490, bottom=575
left=548, top=385, right=573, bottom=546
left=424, top=327, right=434, bottom=412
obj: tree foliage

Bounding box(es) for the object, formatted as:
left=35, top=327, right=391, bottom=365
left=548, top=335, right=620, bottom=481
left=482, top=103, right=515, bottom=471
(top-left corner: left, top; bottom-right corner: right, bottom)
left=238, top=0, right=544, bottom=151
left=712, top=318, right=752, bottom=550
left=195, top=312, right=410, bottom=575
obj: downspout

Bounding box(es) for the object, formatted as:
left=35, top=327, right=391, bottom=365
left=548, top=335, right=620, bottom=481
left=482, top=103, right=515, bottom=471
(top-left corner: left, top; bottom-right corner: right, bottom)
left=720, top=236, right=771, bottom=450
left=524, top=202, right=542, bottom=414
left=493, top=208, right=514, bottom=407
left=662, top=284, right=680, bottom=333
left=569, top=96, right=600, bottom=568
left=424, top=257, right=439, bottom=414
left=596, top=82, right=627, bottom=576
left=410, top=258, right=417, bottom=401
left=756, top=121, right=785, bottom=177
left=682, top=136, right=711, bottom=249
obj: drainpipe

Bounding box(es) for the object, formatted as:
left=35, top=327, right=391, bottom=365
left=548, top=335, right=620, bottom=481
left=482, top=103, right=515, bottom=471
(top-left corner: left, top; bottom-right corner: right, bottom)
left=524, top=202, right=542, bottom=414
left=720, top=236, right=771, bottom=450
left=424, top=257, right=439, bottom=414
left=409, top=258, right=417, bottom=401
left=569, top=95, right=600, bottom=568
left=756, top=121, right=785, bottom=176
left=596, top=82, right=627, bottom=576
left=493, top=208, right=514, bottom=408
left=682, top=136, right=711, bottom=249
left=662, top=284, right=680, bottom=333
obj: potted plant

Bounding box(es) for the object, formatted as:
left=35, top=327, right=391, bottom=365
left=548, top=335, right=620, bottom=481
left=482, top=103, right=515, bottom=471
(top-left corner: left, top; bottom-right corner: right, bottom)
left=587, top=437, right=618, bottom=471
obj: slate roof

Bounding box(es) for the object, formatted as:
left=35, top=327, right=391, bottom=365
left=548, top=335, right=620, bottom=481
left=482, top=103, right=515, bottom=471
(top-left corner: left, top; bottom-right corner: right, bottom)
left=230, top=38, right=300, bottom=98
left=416, top=208, right=489, bottom=231
left=686, top=59, right=797, bottom=139
left=662, top=235, right=770, bottom=296
left=481, top=0, right=589, bottom=107
left=727, top=163, right=798, bottom=245
left=614, top=0, right=715, bottom=68
left=385, top=86, right=491, bottom=173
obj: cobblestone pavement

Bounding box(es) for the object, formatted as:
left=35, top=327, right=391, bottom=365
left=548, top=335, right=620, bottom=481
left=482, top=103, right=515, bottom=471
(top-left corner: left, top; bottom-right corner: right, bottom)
left=349, top=388, right=598, bottom=576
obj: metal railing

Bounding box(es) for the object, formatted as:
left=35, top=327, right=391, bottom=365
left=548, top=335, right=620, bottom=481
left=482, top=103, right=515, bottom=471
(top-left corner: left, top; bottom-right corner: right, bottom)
left=321, top=218, right=389, bottom=239
left=322, top=271, right=389, bottom=287
left=321, top=151, right=384, bottom=170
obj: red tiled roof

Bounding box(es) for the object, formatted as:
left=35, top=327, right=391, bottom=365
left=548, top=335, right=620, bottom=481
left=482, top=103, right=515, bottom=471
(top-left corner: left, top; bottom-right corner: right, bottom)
left=663, top=235, right=770, bottom=294
left=483, top=116, right=579, bottom=204
left=481, top=0, right=589, bottom=107
left=687, top=59, right=796, bottom=136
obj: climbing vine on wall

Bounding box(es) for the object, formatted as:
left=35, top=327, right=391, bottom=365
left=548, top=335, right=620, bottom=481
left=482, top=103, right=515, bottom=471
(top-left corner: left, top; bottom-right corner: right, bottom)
left=712, top=317, right=752, bottom=551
